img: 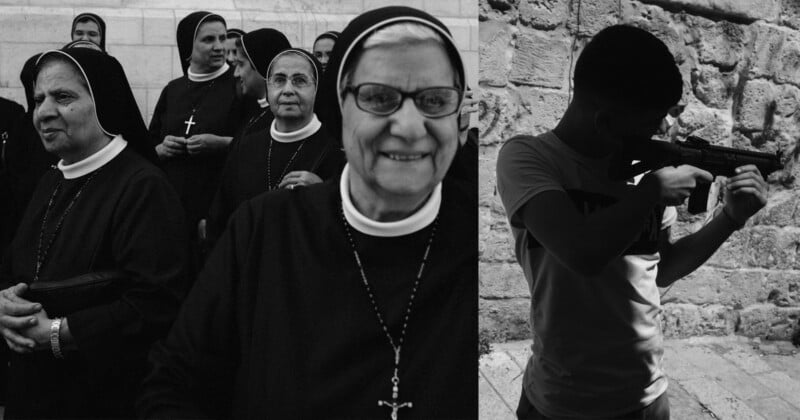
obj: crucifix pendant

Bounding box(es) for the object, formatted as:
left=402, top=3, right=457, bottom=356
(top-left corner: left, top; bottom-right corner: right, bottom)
left=184, top=113, right=197, bottom=135
left=378, top=367, right=412, bottom=420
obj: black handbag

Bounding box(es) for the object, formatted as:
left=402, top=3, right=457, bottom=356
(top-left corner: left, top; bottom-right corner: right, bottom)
left=25, top=270, right=130, bottom=317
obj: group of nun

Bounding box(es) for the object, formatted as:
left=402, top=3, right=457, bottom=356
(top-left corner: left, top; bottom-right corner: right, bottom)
left=0, top=6, right=477, bottom=419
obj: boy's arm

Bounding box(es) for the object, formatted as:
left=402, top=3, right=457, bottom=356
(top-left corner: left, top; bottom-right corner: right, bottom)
left=514, top=165, right=711, bottom=276
left=656, top=165, right=768, bottom=287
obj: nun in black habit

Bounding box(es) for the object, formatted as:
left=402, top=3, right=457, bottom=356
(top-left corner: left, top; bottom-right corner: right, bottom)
left=71, top=12, right=106, bottom=51
left=0, top=54, right=57, bottom=255
left=138, top=6, right=477, bottom=419
left=312, top=30, right=340, bottom=72
left=0, top=47, right=189, bottom=419
left=233, top=28, right=291, bottom=138
left=206, top=48, right=344, bottom=250
left=148, top=11, right=242, bottom=235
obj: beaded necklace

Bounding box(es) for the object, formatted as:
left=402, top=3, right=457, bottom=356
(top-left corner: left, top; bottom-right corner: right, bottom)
left=34, top=169, right=101, bottom=282
left=340, top=207, right=438, bottom=420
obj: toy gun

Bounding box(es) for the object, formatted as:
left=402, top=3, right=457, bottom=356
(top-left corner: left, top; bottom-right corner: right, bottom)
left=610, top=136, right=783, bottom=214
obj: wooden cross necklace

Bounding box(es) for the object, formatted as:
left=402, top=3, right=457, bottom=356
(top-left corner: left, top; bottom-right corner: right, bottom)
left=341, top=208, right=439, bottom=420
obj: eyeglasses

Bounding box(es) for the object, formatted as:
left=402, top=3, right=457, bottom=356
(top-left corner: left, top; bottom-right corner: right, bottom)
left=343, top=83, right=461, bottom=118
left=267, top=74, right=314, bottom=89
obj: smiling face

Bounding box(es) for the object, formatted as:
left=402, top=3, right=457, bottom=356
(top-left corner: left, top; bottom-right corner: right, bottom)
left=234, top=48, right=264, bottom=98
left=190, top=20, right=227, bottom=73
left=340, top=41, right=459, bottom=208
left=72, top=20, right=101, bottom=46
left=33, top=59, right=109, bottom=164
left=313, top=37, right=335, bottom=71
left=267, top=53, right=316, bottom=131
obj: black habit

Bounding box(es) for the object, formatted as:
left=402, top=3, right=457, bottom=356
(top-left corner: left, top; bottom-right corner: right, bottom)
left=138, top=176, right=478, bottom=419
left=207, top=123, right=344, bottom=248
left=0, top=48, right=189, bottom=419
left=148, top=66, right=242, bottom=225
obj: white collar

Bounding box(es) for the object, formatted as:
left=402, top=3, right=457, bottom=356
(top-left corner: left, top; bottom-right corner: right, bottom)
left=270, top=114, right=321, bottom=143
left=58, top=135, right=127, bottom=179
left=187, top=63, right=230, bottom=82
left=339, top=163, right=442, bottom=237
left=257, top=97, right=269, bottom=109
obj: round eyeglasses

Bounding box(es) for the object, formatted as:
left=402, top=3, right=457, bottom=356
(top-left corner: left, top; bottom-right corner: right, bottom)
left=268, top=74, right=314, bottom=89
left=342, top=83, right=462, bottom=118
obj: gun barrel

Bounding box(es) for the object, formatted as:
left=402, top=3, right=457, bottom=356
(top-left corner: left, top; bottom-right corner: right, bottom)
left=614, top=136, right=784, bottom=180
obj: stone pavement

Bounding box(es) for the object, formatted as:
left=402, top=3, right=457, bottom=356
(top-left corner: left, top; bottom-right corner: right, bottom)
left=480, top=336, right=800, bottom=419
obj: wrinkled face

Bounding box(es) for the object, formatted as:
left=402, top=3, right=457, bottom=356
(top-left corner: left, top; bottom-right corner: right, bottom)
left=33, top=60, right=107, bottom=164
left=225, top=37, right=238, bottom=64
left=267, top=53, right=316, bottom=125
left=313, top=38, right=335, bottom=71
left=72, top=21, right=101, bottom=46
left=234, top=48, right=262, bottom=98
left=191, top=21, right=227, bottom=73
left=340, top=41, right=459, bottom=202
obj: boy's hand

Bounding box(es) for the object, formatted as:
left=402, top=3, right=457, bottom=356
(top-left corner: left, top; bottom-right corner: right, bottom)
left=722, top=165, right=768, bottom=225
left=646, top=165, right=713, bottom=205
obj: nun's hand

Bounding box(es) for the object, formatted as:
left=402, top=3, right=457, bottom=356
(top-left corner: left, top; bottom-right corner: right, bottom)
left=186, top=134, right=232, bottom=155
left=157, top=135, right=188, bottom=159
left=279, top=171, right=323, bottom=190
left=0, top=283, right=40, bottom=354
left=18, top=308, right=52, bottom=352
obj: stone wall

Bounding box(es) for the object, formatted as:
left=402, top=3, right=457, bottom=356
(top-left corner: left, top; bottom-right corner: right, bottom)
left=0, top=0, right=478, bottom=125
left=479, top=0, right=800, bottom=342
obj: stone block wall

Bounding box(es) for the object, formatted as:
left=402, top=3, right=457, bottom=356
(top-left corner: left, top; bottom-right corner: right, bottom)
left=0, top=0, right=477, bottom=125
left=479, top=0, right=800, bottom=343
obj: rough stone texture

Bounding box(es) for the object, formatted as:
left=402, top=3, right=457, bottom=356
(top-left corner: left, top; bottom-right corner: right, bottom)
left=784, top=0, right=800, bottom=31
left=482, top=0, right=800, bottom=344
left=706, top=226, right=800, bottom=270
left=509, top=28, right=570, bottom=88
left=676, top=101, right=734, bottom=144
left=692, top=64, right=738, bottom=109
left=568, top=0, right=620, bottom=37
left=479, top=0, right=519, bottom=24
left=776, top=84, right=800, bottom=117
left=662, top=267, right=800, bottom=309
left=738, top=304, right=800, bottom=340
left=661, top=304, right=737, bottom=337
left=735, top=78, right=778, bottom=132
left=640, top=0, right=780, bottom=23
left=480, top=262, right=529, bottom=299
left=479, top=85, right=569, bottom=146
left=518, top=0, right=568, bottom=30
left=694, top=19, right=749, bottom=70
left=479, top=20, right=515, bottom=87
left=752, top=189, right=800, bottom=228
left=622, top=1, right=686, bottom=62
left=480, top=298, right=531, bottom=342
left=480, top=212, right=517, bottom=263
left=750, top=23, right=800, bottom=88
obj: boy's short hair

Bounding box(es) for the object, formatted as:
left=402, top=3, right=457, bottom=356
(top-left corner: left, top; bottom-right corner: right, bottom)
left=574, top=25, right=682, bottom=111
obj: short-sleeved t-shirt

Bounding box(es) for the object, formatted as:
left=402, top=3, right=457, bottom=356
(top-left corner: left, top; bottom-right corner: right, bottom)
left=496, top=131, right=675, bottom=418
